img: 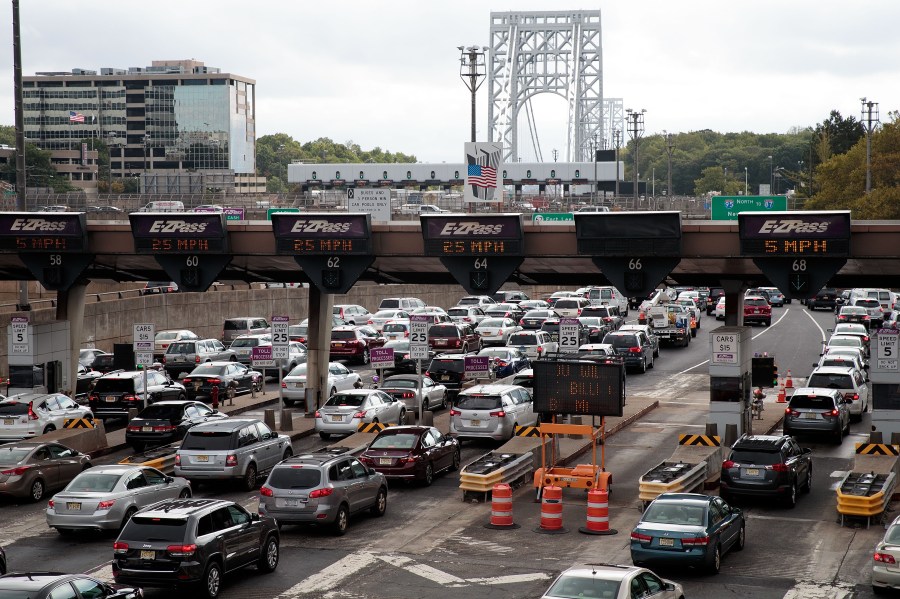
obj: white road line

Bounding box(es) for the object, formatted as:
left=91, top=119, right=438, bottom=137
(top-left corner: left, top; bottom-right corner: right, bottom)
left=466, top=572, right=553, bottom=585
left=801, top=308, right=828, bottom=342
left=676, top=308, right=792, bottom=375
left=782, top=581, right=854, bottom=599
left=379, top=554, right=467, bottom=585
left=279, top=551, right=377, bottom=597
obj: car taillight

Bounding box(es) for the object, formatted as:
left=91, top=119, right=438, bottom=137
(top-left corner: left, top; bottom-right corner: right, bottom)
left=182, top=377, right=192, bottom=384
left=628, top=346, right=642, bottom=354
left=153, top=425, right=176, bottom=432
left=826, top=409, right=840, bottom=417
left=124, top=395, right=138, bottom=402
left=864, top=336, right=870, bottom=342
left=126, top=425, right=141, bottom=432
left=48, top=499, right=54, bottom=509
left=97, top=500, right=116, bottom=510
left=226, top=454, right=238, bottom=466
left=786, top=408, right=799, bottom=416
left=495, top=360, right=508, bottom=367
left=401, top=392, right=414, bottom=398
left=722, top=460, right=737, bottom=469
left=167, top=544, right=197, bottom=557
left=281, top=381, right=287, bottom=388
left=314, top=411, right=321, bottom=418
left=404, top=331, right=409, bottom=337
left=489, top=410, right=506, bottom=418
left=359, top=456, right=373, bottom=465
left=89, top=393, right=99, bottom=402
left=537, top=346, right=543, bottom=354
left=768, top=463, right=789, bottom=472
left=1, top=466, right=30, bottom=476
left=424, top=372, right=430, bottom=378
left=195, top=355, right=201, bottom=363
left=260, top=486, right=274, bottom=497
left=309, top=488, right=334, bottom=499
left=603, top=317, right=612, bottom=322
left=367, top=320, right=374, bottom=325
left=161, top=356, right=167, bottom=364
left=450, top=408, right=461, bottom=416
left=208, top=379, right=221, bottom=385
left=875, top=552, right=897, bottom=564
left=353, top=411, right=367, bottom=418
left=630, top=532, right=652, bottom=542
left=174, top=454, right=181, bottom=466
left=681, top=536, right=709, bottom=546
left=114, top=542, right=129, bottom=554
left=27, top=402, right=38, bottom=420
left=519, top=319, right=525, bottom=325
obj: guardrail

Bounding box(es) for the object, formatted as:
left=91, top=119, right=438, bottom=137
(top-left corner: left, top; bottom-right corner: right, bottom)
left=459, top=451, right=534, bottom=500
left=118, top=442, right=180, bottom=474
left=836, top=471, right=897, bottom=528
left=638, top=461, right=708, bottom=508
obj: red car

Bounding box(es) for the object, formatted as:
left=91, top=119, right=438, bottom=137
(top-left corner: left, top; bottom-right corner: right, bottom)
left=359, top=425, right=461, bottom=485
left=428, top=323, right=481, bottom=353
left=743, top=295, right=771, bottom=326
left=330, top=325, right=386, bottom=365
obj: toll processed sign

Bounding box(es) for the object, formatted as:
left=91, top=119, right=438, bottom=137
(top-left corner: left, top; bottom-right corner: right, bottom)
left=532, top=358, right=625, bottom=417
left=711, top=196, right=786, bottom=220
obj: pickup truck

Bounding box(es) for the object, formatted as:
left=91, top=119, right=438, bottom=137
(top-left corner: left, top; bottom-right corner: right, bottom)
left=648, top=305, right=692, bottom=347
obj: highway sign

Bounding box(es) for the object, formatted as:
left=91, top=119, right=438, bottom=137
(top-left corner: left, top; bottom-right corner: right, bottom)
left=133, top=323, right=155, bottom=352
left=347, top=188, right=390, bottom=223
left=271, top=346, right=289, bottom=360
left=409, top=315, right=430, bottom=360
left=371, top=347, right=395, bottom=370
left=559, top=318, right=580, bottom=353
left=11, top=316, right=28, bottom=354
left=711, top=195, right=786, bottom=220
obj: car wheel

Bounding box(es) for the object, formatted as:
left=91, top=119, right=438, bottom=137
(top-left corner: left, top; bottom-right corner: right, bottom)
left=653, top=347, right=659, bottom=358
left=333, top=504, right=350, bottom=536
left=638, top=359, right=646, bottom=374
left=243, top=463, right=258, bottom=491
left=282, top=448, right=293, bottom=461
left=202, top=561, right=222, bottom=599
left=834, top=427, right=843, bottom=445
left=398, top=409, right=406, bottom=425
left=784, top=482, right=797, bottom=508
left=29, top=478, right=45, bottom=502
left=319, top=432, right=331, bottom=440
left=874, top=585, right=891, bottom=596
left=441, top=392, right=451, bottom=410
left=120, top=507, right=137, bottom=530
left=423, top=462, right=434, bottom=486
left=178, top=486, right=192, bottom=498
left=802, top=467, right=813, bottom=494
left=450, top=449, right=461, bottom=471
left=461, top=344, right=469, bottom=354
left=360, top=348, right=370, bottom=365
left=734, top=523, right=745, bottom=551
left=258, top=535, right=279, bottom=573
left=283, top=399, right=294, bottom=407
left=370, top=487, right=387, bottom=517
left=42, top=424, right=56, bottom=434
left=421, top=399, right=429, bottom=416
left=707, top=544, right=721, bottom=574
left=648, top=356, right=654, bottom=369
left=843, top=418, right=850, bottom=436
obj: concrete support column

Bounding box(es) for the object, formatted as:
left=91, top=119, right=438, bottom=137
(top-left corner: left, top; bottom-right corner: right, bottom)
left=56, top=283, right=87, bottom=397
left=721, top=280, right=748, bottom=327
left=305, top=286, right=334, bottom=415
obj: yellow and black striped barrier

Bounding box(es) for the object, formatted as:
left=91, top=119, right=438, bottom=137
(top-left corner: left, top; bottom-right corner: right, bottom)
left=357, top=422, right=391, bottom=433
left=63, top=418, right=95, bottom=429
left=855, top=443, right=900, bottom=456
left=677, top=434, right=720, bottom=447
left=514, top=425, right=541, bottom=438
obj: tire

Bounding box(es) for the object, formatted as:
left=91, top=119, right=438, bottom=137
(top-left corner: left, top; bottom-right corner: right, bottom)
left=257, top=535, right=279, bottom=573
left=441, top=392, right=451, bottom=410
left=283, top=399, right=294, bottom=407
left=765, top=319, right=771, bottom=327
left=282, top=448, right=293, bottom=461
left=120, top=507, right=137, bottom=530
left=178, top=394, right=187, bottom=402
left=843, top=418, right=850, bottom=436
left=319, top=432, right=331, bottom=441
left=42, top=424, right=56, bottom=434
left=734, top=524, right=745, bottom=551
left=638, top=358, right=647, bottom=374
left=784, top=482, right=797, bottom=508
left=201, top=561, right=222, bottom=599
left=707, top=544, right=721, bottom=574
left=243, top=463, right=258, bottom=491
left=359, top=348, right=370, bottom=365
left=653, top=347, right=659, bottom=358
left=801, top=466, right=813, bottom=494
left=333, top=504, right=350, bottom=536
left=874, top=585, right=890, bottom=596
left=179, top=487, right=192, bottom=498
left=29, top=478, right=45, bottom=502
left=423, top=462, right=434, bottom=486
left=450, top=449, right=461, bottom=471
left=648, top=356, right=654, bottom=369
left=370, top=487, right=387, bottom=517
left=398, top=409, right=406, bottom=425
left=421, top=400, right=428, bottom=416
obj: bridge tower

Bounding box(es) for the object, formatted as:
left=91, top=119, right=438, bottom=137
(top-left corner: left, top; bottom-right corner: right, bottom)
left=488, top=10, right=607, bottom=163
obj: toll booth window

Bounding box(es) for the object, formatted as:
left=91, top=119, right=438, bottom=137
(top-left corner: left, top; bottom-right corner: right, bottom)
left=873, top=385, right=900, bottom=411
left=9, top=364, right=44, bottom=389
left=710, top=377, right=741, bottom=402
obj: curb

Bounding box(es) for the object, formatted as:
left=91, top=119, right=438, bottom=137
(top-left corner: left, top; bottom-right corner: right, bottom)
left=560, top=400, right=661, bottom=466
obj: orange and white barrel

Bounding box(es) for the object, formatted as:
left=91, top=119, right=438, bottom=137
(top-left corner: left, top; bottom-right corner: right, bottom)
left=488, top=483, right=514, bottom=527
left=536, top=485, right=566, bottom=533
left=579, top=489, right=617, bottom=535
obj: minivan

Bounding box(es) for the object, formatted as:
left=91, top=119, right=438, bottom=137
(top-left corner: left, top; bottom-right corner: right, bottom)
left=223, top=317, right=270, bottom=346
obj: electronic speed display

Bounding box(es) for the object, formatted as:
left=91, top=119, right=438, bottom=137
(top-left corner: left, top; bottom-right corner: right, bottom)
left=129, top=213, right=228, bottom=253
left=532, top=358, right=626, bottom=417
left=420, top=214, right=524, bottom=256
left=0, top=213, right=88, bottom=252
left=739, top=211, right=851, bottom=257
left=271, top=213, right=373, bottom=255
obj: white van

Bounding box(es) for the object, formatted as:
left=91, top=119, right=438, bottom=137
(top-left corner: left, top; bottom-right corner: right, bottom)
left=849, top=288, right=893, bottom=312
left=139, top=200, right=185, bottom=212
left=585, top=286, right=629, bottom=316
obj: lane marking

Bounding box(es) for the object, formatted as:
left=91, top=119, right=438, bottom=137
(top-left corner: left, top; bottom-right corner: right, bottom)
left=279, top=551, right=377, bottom=597
left=466, top=572, right=553, bottom=585
left=380, top=554, right=466, bottom=585
left=801, top=308, right=828, bottom=343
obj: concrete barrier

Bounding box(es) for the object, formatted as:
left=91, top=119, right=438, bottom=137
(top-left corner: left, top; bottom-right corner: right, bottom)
left=41, top=420, right=109, bottom=455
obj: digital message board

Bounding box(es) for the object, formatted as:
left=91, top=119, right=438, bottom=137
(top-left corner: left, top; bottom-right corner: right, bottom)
left=271, top=213, right=373, bottom=255
left=420, top=214, right=524, bottom=257
left=739, top=211, right=851, bottom=257
left=532, top=358, right=626, bottom=417
left=129, top=213, right=228, bottom=253
left=0, top=212, right=88, bottom=252
left=575, top=211, right=682, bottom=256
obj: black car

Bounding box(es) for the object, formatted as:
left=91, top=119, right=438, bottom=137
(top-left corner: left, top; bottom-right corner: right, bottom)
left=0, top=573, right=141, bottom=599
left=808, top=287, right=839, bottom=311
left=88, top=370, right=187, bottom=420
left=577, top=317, right=612, bottom=343
left=125, top=400, right=229, bottom=452
left=426, top=353, right=476, bottom=398
left=113, top=498, right=279, bottom=599
left=181, top=362, right=263, bottom=403
left=720, top=434, right=812, bottom=508
left=76, top=363, right=103, bottom=400
left=707, top=287, right=725, bottom=315
left=91, top=354, right=118, bottom=374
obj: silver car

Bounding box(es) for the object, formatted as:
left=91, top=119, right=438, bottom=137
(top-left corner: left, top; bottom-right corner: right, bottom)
left=162, top=338, right=236, bottom=376
left=46, top=464, right=191, bottom=534
left=475, top=317, right=521, bottom=346
left=367, top=309, right=409, bottom=332
left=450, top=384, right=538, bottom=441
left=379, top=375, right=449, bottom=415
left=282, top=362, right=362, bottom=407
left=782, top=387, right=850, bottom=444
left=259, top=452, right=387, bottom=535
left=874, top=513, right=900, bottom=593
left=229, top=334, right=273, bottom=365
left=175, top=418, right=293, bottom=490
left=315, top=389, right=406, bottom=440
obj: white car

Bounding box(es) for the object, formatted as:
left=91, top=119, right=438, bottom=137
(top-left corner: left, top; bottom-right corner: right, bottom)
left=456, top=295, right=496, bottom=307
left=382, top=319, right=411, bottom=342
left=0, top=394, right=93, bottom=442
left=541, top=564, right=683, bottom=599
left=475, top=317, right=522, bottom=346
left=675, top=298, right=702, bottom=328
left=830, top=323, right=870, bottom=346
left=806, top=365, right=870, bottom=421
left=715, top=296, right=726, bottom=320
left=411, top=306, right=448, bottom=316
left=447, top=305, right=487, bottom=326
left=518, top=299, right=550, bottom=311
left=367, top=309, right=409, bottom=332
left=507, top=330, right=559, bottom=359
left=825, top=334, right=869, bottom=358
left=281, top=362, right=362, bottom=407
left=154, top=329, right=199, bottom=357
left=398, top=203, right=447, bottom=215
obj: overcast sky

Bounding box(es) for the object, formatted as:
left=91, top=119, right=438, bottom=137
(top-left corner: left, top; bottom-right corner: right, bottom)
left=1, top=1, right=898, bottom=163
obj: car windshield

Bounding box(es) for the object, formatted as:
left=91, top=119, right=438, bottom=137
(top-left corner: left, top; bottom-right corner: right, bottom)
left=370, top=433, right=419, bottom=449
left=66, top=472, right=122, bottom=492
left=383, top=323, right=408, bottom=333
left=840, top=307, right=867, bottom=315
left=167, top=342, right=196, bottom=354
left=267, top=467, right=322, bottom=489
left=457, top=395, right=502, bottom=410
left=138, top=404, right=183, bottom=419
left=729, top=449, right=782, bottom=465
left=807, top=373, right=854, bottom=388
left=642, top=502, right=706, bottom=526
left=0, top=402, right=28, bottom=416
left=190, top=364, right=228, bottom=376
left=182, top=430, right=233, bottom=450
left=555, top=300, right=579, bottom=309
left=224, top=320, right=248, bottom=331
left=0, top=446, right=31, bottom=462
left=829, top=337, right=862, bottom=348
left=790, top=394, right=836, bottom=409
left=457, top=298, right=480, bottom=305
left=508, top=333, right=537, bottom=345
left=288, top=364, right=309, bottom=376
left=546, top=576, right=620, bottom=599
left=325, top=394, right=365, bottom=407
left=231, top=338, right=262, bottom=348
left=289, top=324, right=308, bottom=336
left=745, top=298, right=767, bottom=306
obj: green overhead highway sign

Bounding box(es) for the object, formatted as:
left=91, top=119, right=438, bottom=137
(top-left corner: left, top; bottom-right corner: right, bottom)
left=266, top=207, right=300, bottom=220
left=531, top=212, right=574, bottom=223
left=711, top=195, right=786, bottom=220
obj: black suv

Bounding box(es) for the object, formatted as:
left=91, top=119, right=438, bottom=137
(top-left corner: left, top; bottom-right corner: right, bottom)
left=707, top=287, right=725, bottom=315
left=113, top=498, right=279, bottom=599
left=719, top=434, right=812, bottom=508
left=89, top=370, right=187, bottom=420
left=426, top=353, right=477, bottom=398
left=808, top=287, right=839, bottom=311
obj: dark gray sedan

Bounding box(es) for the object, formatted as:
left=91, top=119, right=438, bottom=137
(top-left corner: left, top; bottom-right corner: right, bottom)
left=0, top=441, right=91, bottom=502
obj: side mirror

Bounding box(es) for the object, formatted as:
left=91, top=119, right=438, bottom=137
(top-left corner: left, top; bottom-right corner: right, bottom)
left=251, top=513, right=261, bottom=521
left=663, top=582, right=675, bottom=592
left=368, top=467, right=377, bottom=476
left=165, top=476, right=174, bottom=484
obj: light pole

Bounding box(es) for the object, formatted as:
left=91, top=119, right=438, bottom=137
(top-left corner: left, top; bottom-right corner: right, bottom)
left=613, top=129, right=622, bottom=198
left=591, top=134, right=598, bottom=204
left=724, top=167, right=728, bottom=193
left=664, top=131, right=675, bottom=197
left=861, top=97, right=879, bottom=194
left=625, top=108, right=646, bottom=202
left=458, top=45, right=488, bottom=143
left=767, top=155, right=773, bottom=192
left=744, top=167, right=748, bottom=196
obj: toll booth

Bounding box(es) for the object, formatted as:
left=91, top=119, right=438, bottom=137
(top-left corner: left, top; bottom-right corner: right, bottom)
left=708, top=326, right=752, bottom=441
left=7, top=320, right=72, bottom=396
left=870, top=328, right=900, bottom=441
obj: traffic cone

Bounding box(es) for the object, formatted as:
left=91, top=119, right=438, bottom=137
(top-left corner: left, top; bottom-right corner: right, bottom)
left=785, top=370, right=793, bottom=389
left=776, top=381, right=786, bottom=403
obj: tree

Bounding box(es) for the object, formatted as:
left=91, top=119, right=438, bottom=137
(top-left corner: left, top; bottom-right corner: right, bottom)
left=814, top=110, right=864, bottom=157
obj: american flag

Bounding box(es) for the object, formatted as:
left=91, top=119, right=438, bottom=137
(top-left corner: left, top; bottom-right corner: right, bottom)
left=69, top=111, right=85, bottom=123
left=467, top=163, right=497, bottom=188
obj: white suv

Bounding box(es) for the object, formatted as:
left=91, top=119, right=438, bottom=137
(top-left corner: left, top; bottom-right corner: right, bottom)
left=0, top=394, right=93, bottom=442
left=806, top=366, right=869, bottom=421
left=507, top=330, right=559, bottom=359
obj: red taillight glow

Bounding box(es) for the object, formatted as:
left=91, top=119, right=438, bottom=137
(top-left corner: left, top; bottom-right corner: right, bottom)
left=309, top=488, right=334, bottom=499
left=401, top=392, right=414, bottom=399
left=628, top=346, right=642, bottom=354
left=630, top=532, right=652, bottom=542
left=1, top=466, right=30, bottom=476
left=722, top=460, right=737, bottom=469
left=174, top=454, right=181, bottom=466
left=875, top=552, right=897, bottom=564
left=167, top=544, right=197, bottom=557
left=153, top=425, right=176, bottom=432
left=260, top=486, right=274, bottom=497
left=114, top=542, right=129, bottom=554
left=124, top=395, right=139, bottom=402
left=48, top=499, right=54, bottom=508
left=182, top=377, right=192, bottom=384
left=314, top=411, right=321, bottom=418
left=127, top=425, right=141, bottom=432
left=768, top=463, right=789, bottom=472
left=281, top=381, right=287, bottom=388
left=489, top=410, right=506, bottom=418
left=352, top=411, right=367, bottom=419
left=97, top=500, right=116, bottom=510
left=681, top=536, right=709, bottom=546
left=195, top=355, right=201, bottom=363
left=226, top=454, right=238, bottom=466
left=450, top=408, right=461, bottom=416
left=27, top=402, right=38, bottom=420
left=826, top=409, right=840, bottom=417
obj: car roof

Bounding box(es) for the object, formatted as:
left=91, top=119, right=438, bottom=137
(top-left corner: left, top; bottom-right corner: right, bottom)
left=332, top=325, right=357, bottom=332
left=811, top=365, right=857, bottom=374
left=652, top=492, right=712, bottom=506
left=234, top=333, right=271, bottom=339
left=554, top=563, right=642, bottom=582
left=732, top=434, right=787, bottom=449
left=0, top=573, right=80, bottom=591
left=80, top=464, right=142, bottom=475
left=189, top=418, right=261, bottom=432
left=462, top=384, right=524, bottom=394
left=99, top=371, right=144, bottom=379
left=791, top=386, right=841, bottom=396
left=137, top=498, right=230, bottom=518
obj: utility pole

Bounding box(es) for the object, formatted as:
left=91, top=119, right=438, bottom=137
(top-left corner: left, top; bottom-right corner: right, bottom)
left=12, top=0, right=30, bottom=311
left=861, top=97, right=879, bottom=194
left=458, top=45, right=488, bottom=143
left=625, top=109, right=645, bottom=203
left=613, top=129, right=622, bottom=199
left=664, top=131, right=675, bottom=197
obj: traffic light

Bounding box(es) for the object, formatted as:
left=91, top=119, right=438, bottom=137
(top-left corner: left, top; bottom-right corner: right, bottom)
left=751, top=356, right=776, bottom=388
left=772, top=362, right=779, bottom=387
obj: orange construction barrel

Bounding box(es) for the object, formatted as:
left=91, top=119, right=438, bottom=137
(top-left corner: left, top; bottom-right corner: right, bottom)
left=534, top=485, right=567, bottom=534
left=484, top=483, right=520, bottom=529
left=579, top=489, right=618, bottom=535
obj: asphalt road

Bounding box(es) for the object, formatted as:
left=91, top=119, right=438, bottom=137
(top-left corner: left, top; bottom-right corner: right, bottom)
left=1, top=304, right=888, bottom=599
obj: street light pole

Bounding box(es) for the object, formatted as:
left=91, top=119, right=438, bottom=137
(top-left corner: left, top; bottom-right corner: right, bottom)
left=614, top=129, right=622, bottom=199
left=744, top=167, right=748, bottom=196
left=625, top=109, right=646, bottom=203
left=861, top=97, right=879, bottom=194
left=458, top=45, right=488, bottom=143
left=768, top=155, right=773, bottom=192
left=664, top=131, right=675, bottom=197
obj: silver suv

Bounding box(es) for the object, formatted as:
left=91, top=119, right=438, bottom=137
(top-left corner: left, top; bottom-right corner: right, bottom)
left=450, top=384, right=537, bottom=441
left=229, top=334, right=273, bottom=365
left=162, top=338, right=236, bottom=377
left=258, top=452, right=387, bottom=536
left=175, top=418, right=293, bottom=490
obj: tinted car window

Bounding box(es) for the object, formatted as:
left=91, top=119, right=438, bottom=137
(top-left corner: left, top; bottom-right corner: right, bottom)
left=231, top=337, right=262, bottom=348
left=182, top=430, right=234, bottom=450
left=0, top=402, right=28, bottom=416
left=790, top=394, right=836, bottom=409
left=122, top=516, right=188, bottom=542
left=430, top=324, right=459, bottom=336
left=325, top=394, right=365, bottom=407
left=93, top=378, right=137, bottom=393
left=332, top=330, right=357, bottom=340
left=606, top=334, right=638, bottom=348
left=807, top=373, right=854, bottom=388
left=429, top=358, right=464, bottom=373
left=224, top=320, right=247, bottom=331
left=745, top=298, right=768, bottom=306
left=138, top=404, right=184, bottom=419
left=167, top=342, right=197, bottom=354
left=508, top=333, right=537, bottom=345
left=268, top=467, right=321, bottom=489
left=190, top=364, right=228, bottom=376
left=457, top=395, right=502, bottom=410
left=729, top=449, right=782, bottom=465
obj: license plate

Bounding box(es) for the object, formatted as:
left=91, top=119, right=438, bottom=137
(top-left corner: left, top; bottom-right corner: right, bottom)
left=331, top=415, right=342, bottom=422
left=441, top=375, right=450, bottom=381
left=292, top=382, right=303, bottom=389
left=470, top=419, right=482, bottom=427
left=435, top=340, right=446, bottom=346
left=804, top=413, right=817, bottom=420
left=196, top=455, right=209, bottom=462
left=66, top=502, right=81, bottom=510
left=279, top=498, right=301, bottom=507
left=142, top=426, right=152, bottom=432
left=379, top=458, right=392, bottom=466
left=105, top=396, right=117, bottom=402
left=140, top=550, right=155, bottom=560
left=745, top=468, right=760, bottom=476
left=659, top=538, right=674, bottom=547
left=2, top=419, right=12, bottom=425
